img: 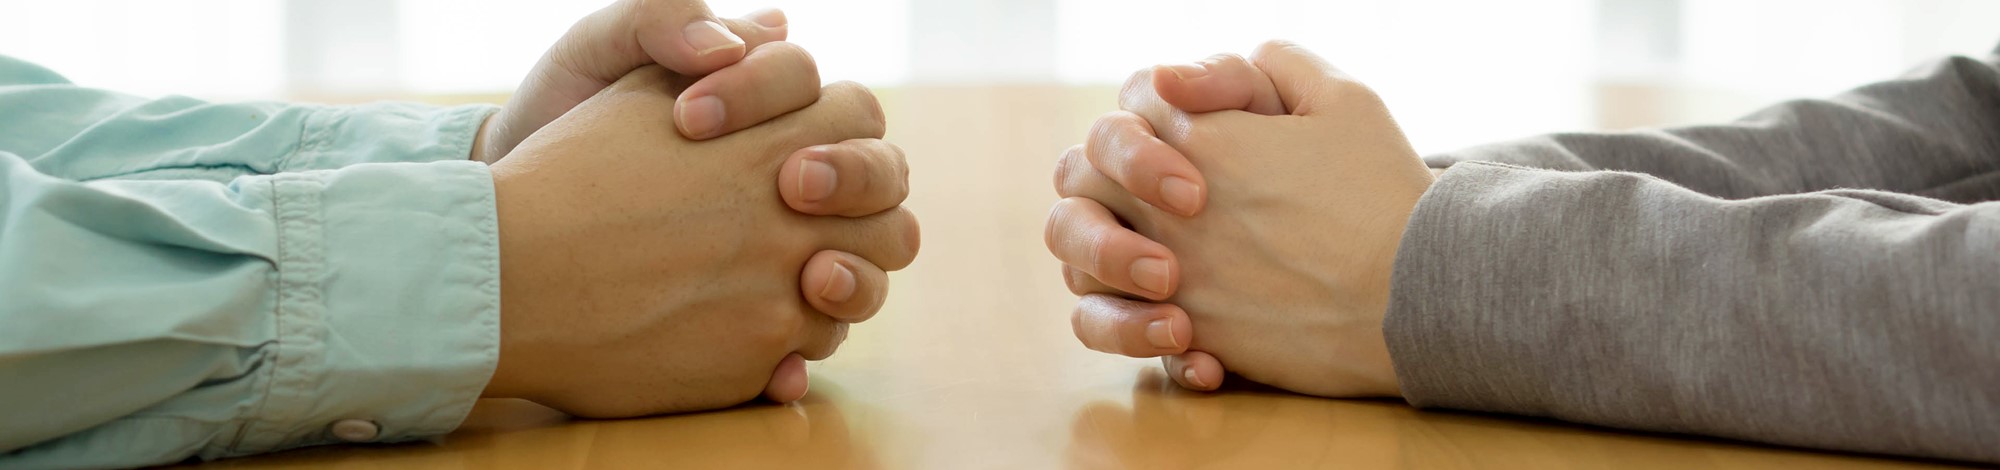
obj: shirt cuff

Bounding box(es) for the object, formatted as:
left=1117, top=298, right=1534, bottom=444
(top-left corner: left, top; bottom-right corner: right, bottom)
left=216, top=160, right=500, bottom=458
left=282, top=103, right=498, bottom=171
left=1382, top=161, right=1556, bottom=412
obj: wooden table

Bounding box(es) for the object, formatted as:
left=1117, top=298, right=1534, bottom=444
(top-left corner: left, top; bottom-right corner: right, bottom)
left=194, top=86, right=1966, bottom=469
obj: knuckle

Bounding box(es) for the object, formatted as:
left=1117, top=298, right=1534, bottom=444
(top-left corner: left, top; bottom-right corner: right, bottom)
left=825, top=81, right=887, bottom=137
left=847, top=206, right=921, bottom=271
left=1044, top=200, right=1072, bottom=254
left=1063, top=267, right=1096, bottom=297
left=890, top=142, right=911, bottom=185
left=1256, top=39, right=1305, bottom=58
left=1086, top=111, right=1140, bottom=147
left=1055, top=145, right=1086, bottom=196
left=869, top=139, right=907, bottom=166
left=1070, top=304, right=1095, bottom=346
left=800, top=343, right=835, bottom=361
left=1086, top=235, right=1115, bottom=278
left=1086, top=112, right=1153, bottom=174
left=1329, top=78, right=1381, bottom=102
left=848, top=139, right=910, bottom=204
left=1179, top=119, right=1231, bottom=151
left=845, top=292, right=886, bottom=323
left=881, top=141, right=912, bottom=198
left=798, top=319, right=845, bottom=360
left=884, top=206, right=921, bottom=269
left=1119, top=68, right=1153, bottom=99
left=1208, top=52, right=1251, bottom=68
left=758, top=40, right=813, bottom=64
left=758, top=42, right=822, bottom=83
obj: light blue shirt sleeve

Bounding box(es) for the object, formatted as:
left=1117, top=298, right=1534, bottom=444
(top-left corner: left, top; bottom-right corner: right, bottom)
left=0, top=55, right=504, bottom=468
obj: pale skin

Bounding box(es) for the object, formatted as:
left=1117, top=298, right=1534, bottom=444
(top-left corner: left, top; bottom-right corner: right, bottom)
left=1045, top=40, right=1434, bottom=397
left=465, top=0, right=918, bottom=415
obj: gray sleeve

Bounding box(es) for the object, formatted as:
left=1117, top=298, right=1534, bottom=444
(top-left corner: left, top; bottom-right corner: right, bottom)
left=1422, top=53, right=2000, bottom=204
left=1383, top=162, right=2000, bottom=463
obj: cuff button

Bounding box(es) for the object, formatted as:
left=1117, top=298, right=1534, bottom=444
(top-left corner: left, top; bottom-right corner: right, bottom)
left=330, top=419, right=381, bottom=442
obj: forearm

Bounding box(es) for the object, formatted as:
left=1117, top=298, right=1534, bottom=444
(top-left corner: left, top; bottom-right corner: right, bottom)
left=1384, top=162, right=2000, bottom=463
left=1423, top=53, right=2000, bottom=202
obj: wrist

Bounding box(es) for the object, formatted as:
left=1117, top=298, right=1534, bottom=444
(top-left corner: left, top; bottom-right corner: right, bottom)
left=1372, top=165, right=1435, bottom=400
left=469, top=111, right=501, bottom=163
left=481, top=165, right=535, bottom=401
left=1370, top=341, right=1405, bottom=398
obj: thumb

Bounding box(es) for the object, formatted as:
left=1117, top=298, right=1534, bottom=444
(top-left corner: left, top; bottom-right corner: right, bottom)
left=1248, top=40, right=1365, bottom=117
left=1151, top=52, right=1287, bottom=116
left=578, top=0, right=740, bottom=80
left=555, top=1, right=792, bottom=87
left=630, top=0, right=775, bottom=76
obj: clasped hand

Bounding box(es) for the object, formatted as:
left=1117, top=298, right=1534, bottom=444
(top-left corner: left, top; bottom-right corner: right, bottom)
left=468, top=0, right=919, bottom=418
left=1045, top=41, right=1436, bottom=398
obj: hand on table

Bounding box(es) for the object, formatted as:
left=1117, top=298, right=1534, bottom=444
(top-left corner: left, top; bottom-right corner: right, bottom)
left=468, top=1, right=908, bottom=409
left=1045, top=41, right=1433, bottom=398
left=480, top=65, right=918, bottom=417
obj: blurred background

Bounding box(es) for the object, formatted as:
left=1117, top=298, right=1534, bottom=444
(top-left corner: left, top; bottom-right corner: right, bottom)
left=3, top=0, right=1996, bottom=155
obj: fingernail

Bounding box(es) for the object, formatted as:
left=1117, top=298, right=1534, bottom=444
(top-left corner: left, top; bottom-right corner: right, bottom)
left=1159, top=176, right=1202, bottom=215
left=818, top=261, right=856, bottom=303
left=679, top=95, right=726, bottom=139
left=798, top=158, right=838, bottom=203
left=746, top=8, right=787, bottom=28
left=1163, top=63, right=1210, bottom=80
left=1183, top=367, right=1209, bottom=388
left=1130, top=257, right=1170, bottom=295
left=1146, top=319, right=1180, bottom=349
left=684, top=20, right=746, bottom=56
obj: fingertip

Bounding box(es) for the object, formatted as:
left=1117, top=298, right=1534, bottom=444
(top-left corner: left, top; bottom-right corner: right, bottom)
left=1165, top=312, right=1193, bottom=351
left=1072, top=295, right=1194, bottom=357
left=1141, top=316, right=1187, bottom=353
left=1148, top=53, right=1287, bottom=116
left=1081, top=112, right=1206, bottom=218
left=814, top=254, right=857, bottom=304
left=1180, top=365, right=1213, bottom=390
left=764, top=353, right=810, bottom=403
left=683, top=19, right=748, bottom=58
left=1167, top=351, right=1225, bottom=391
left=675, top=93, right=727, bottom=140
left=723, top=9, right=788, bottom=46
left=1150, top=64, right=1182, bottom=92
left=677, top=41, right=821, bottom=141
left=1044, top=198, right=1180, bottom=301
left=744, top=8, right=788, bottom=42
left=1127, top=256, right=1175, bottom=299
left=1150, top=64, right=1207, bottom=112
left=745, top=8, right=787, bottom=28
left=639, top=16, right=746, bottom=77
left=788, top=147, right=840, bottom=205
left=781, top=140, right=908, bottom=218
left=1157, top=174, right=1206, bottom=217
left=800, top=250, right=888, bottom=323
